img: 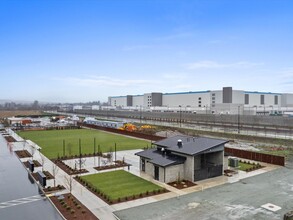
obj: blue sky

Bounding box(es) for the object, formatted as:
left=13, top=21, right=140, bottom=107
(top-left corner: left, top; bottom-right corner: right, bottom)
left=1, top=0, right=293, bottom=103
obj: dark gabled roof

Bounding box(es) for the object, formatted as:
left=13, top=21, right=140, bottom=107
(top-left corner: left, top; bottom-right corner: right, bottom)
left=154, top=135, right=228, bottom=156
left=135, top=148, right=186, bottom=167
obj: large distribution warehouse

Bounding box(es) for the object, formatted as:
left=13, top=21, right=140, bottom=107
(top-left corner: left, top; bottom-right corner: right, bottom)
left=108, top=87, right=293, bottom=115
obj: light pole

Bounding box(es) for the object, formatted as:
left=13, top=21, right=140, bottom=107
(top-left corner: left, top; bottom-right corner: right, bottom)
left=179, top=105, right=182, bottom=128
left=140, top=105, right=142, bottom=123
left=253, top=105, right=257, bottom=116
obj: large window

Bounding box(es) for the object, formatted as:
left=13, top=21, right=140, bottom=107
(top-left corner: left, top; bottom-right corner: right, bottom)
left=245, top=94, right=249, bottom=104
left=260, top=95, right=265, bottom=105
left=274, top=95, right=278, bottom=105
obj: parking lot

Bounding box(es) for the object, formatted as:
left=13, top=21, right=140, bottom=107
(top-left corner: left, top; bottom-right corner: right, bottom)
left=114, top=165, right=293, bottom=220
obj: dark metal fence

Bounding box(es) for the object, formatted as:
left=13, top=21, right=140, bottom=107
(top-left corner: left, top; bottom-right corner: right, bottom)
left=225, top=147, right=285, bottom=166
left=194, top=165, right=223, bottom=181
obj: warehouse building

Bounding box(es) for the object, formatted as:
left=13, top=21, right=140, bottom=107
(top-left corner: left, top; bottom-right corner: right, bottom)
left=108, top=87, right=293, bottom=115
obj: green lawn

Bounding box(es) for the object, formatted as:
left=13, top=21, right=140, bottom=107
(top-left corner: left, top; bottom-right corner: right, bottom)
left=238, top=161, right=255, bottom=171
left=17, top=129, right=150, bottom=159
left=80, top=170, right=163, bottom=201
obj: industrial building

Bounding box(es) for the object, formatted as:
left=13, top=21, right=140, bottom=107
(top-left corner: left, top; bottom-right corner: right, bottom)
left=108, top=87, right=293, bottom=115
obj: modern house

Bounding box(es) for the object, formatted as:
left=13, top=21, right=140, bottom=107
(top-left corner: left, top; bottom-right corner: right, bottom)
left=135, top=135, right=228, bottom=183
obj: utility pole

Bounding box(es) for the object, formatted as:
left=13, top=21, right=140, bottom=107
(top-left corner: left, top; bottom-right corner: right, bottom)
left=179, top=105, right=182, bottom=128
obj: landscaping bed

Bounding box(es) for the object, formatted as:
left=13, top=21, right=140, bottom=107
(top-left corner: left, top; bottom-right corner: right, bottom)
left=23, top=160, right=42, bottom=167
left=32, top=170, right=54, bottom=180
left=15, top=150, right=32, bottom=158
left=94, top=160, right=130, bottom=171
left=4, top=136, right=17, bottom=142
left=238, top=160, right=263, bottom=172
left=50, top=193, right=98, bottom=220
left=44, top=185, right=66, bottom=193
left=53, top=159, right=88, bottom=175
left=74, top=170, right=167, bottom=204
left=168, top=180, right=196, bottom=189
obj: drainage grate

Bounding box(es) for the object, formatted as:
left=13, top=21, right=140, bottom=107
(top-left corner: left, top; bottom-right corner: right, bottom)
left=261, top=203, right=281, bottom=212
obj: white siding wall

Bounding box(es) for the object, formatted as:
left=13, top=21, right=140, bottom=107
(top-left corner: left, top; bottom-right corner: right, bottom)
left=281, top=94, right=293, bottom=107
left=244, top=93, right=281, bottom=107
left=232, top=90, right=245, bottom=104
left=110, top=97, right=127, bottom=106
left=162, top=92, right=211, bottom=108
left=133, top=96, right=144, bottom=106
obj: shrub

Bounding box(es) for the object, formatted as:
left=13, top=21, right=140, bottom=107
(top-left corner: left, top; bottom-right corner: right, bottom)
left=146, top=191, right=149, bottom=195
left=76, top=205, right=81, bottom=209
left=71, top=209, right=75, bottom=214
left=139, top=193, right=143, bottom=198
left=117, top=197, right=121, bottom=202
left=66, top=206, right=71, bottom=211
left=82, top=210, right=86, bottom=214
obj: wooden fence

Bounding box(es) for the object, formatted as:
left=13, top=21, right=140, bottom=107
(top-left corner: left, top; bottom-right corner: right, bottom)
left=225, top=147, right=285, bottom=166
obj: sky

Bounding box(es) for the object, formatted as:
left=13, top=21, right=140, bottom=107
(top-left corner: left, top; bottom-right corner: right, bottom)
left=0, top=0, right=293, bottom=103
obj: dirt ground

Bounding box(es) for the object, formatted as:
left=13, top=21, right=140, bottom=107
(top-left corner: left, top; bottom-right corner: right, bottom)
left=0, top=110, right=42, bottom=118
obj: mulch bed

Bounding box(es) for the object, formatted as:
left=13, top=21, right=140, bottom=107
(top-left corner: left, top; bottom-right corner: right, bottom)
left=168, top=180, right=196, bottom=189
left=4, top=136, right=17, bottom=142
left=74, top=176, right=168, bottom=205
left=53, top=159, right=88, bottom=175
left=94, top=160, right=130, bottom=171
left=23, top=160, right=42, bottom=168
left=32, top=170, right=54, bottom=181
left=56, top=152, right=109, bottom=161
left=50, top=193, right=98, bottom=220
left=224, top=169, right=238, bottom=176
left=15, top=150, right=32, bottom=158
left=44, top=185, right=66, bottom=193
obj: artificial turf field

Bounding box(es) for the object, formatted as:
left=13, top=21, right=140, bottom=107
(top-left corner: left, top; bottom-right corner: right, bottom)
left=81, top=170, right=163, bottom=201
left=17, top=129, right=150, bottom=159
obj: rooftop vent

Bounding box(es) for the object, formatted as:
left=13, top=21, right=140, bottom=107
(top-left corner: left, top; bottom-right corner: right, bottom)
left=177, top=139, right=183, bottom=148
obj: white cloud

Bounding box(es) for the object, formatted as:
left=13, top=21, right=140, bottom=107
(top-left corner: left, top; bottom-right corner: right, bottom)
left=186, top=60, right=264, bottom=70
left=53, top=75, right=156, bottom=87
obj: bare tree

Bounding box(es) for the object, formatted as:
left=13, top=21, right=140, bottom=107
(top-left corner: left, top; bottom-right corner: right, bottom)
left=30, top=145, right=36, bottom=160
left=52, top=163, right=59, bottom=187
left=22, top=140, right=26, bottom=151
left=64, top=175, right=74, bottom=194
left=40, top=153, right=46, bottom=172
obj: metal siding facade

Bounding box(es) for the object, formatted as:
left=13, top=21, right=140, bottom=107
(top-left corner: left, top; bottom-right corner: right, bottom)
left=223, top=87, right=232, bottom=103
